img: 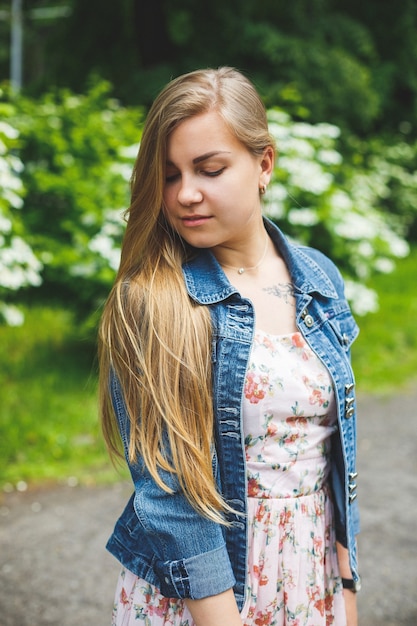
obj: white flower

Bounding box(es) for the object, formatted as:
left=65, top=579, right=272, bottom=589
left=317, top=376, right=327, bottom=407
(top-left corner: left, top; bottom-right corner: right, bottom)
left=317, top=149, right=343, bottom=166
left=344, top=280, right=379, bottom=316
left=268, top=122, right=290, bottom=142
left=315, top=123, right=341, bottom=139
left=290, top=121, right=340, bottom=140
left=0, top=215, right=12, bottom=233
left=70, top=262, right=98, bottom=278
left=65, top=96, right=82, bottom=109
left=357, top=241, right=374, bottom=258
left=2, top=189, right=24, bottom=209
left=111, top=162, right=134, bottom=181
left=264, top=202, right=285, bottom=220
left=268, top=183, right=288, bottom=202
left=264, top=183, right=288, bottom=219
left=374, top=257, right=395, bottom=273
left=333, top=212, right=378, bottom=240
left=330, top=190, right=353, bottom=212
left=0, top=303, right=24, bottom=326
left=0, top=237, right=43, bottom=289
left=291, top=122, right=322, bottom=139
left=287, top=207, right=319, bottom=226
left=8, top=154, right=24, bottom=173
left=281, top=137, right=315, bottom=158
left=385, top=233, right=409, bottom=258
left=279, top=157, right=333, bottom=194
left=89, top=234, right=121, bottom=270
left=0, top=121, right=19, bottom=140
left=267, top=110, right=291, bottom=125
left=119, top=144, right=140, bottom=159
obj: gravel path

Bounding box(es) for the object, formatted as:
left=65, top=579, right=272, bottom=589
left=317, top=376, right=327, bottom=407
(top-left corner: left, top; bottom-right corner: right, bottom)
left=1, top=390, right=416, bottom=625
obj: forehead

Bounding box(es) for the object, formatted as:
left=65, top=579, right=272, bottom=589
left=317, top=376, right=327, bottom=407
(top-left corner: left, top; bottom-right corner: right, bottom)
left=166, top=110, right=244, bottom=158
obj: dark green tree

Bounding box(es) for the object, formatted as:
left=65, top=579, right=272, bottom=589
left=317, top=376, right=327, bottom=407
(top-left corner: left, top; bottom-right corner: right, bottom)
left=1, top=0, right=416, bottom=134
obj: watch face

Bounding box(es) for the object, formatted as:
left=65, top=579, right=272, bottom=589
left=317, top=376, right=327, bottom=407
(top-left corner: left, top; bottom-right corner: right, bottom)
left=342, top=577, right=361, bottom=593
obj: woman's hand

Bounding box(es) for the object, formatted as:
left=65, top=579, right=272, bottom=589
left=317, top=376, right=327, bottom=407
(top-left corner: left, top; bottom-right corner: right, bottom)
left=185, top=588, right=242, bottom=626
left=337, top=541, right=358, bottom=626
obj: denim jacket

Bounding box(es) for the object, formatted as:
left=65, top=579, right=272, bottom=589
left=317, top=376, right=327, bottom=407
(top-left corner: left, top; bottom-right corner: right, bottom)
left=106, top=219, right=360, bottom=610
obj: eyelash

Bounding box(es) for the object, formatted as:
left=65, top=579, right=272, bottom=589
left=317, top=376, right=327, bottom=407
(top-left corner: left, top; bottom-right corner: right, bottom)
left=205, top=167, right=225, bottom=177
left=165, top=167, right=225, bottom=183
left=165, top=174, right=179, bottom=183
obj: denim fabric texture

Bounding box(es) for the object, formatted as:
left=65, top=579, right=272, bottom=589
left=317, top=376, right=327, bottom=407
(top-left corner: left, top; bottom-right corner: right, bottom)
left=106, top=219, right=360, bottom=610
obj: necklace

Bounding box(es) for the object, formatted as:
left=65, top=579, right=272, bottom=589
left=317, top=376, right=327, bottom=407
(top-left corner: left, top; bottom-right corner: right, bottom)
left=220, top=235, right=269, bottom=275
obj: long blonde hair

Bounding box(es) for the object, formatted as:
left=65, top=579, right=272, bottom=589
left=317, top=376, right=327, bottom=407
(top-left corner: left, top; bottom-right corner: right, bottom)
left=99, top=67, right=275, bottom=523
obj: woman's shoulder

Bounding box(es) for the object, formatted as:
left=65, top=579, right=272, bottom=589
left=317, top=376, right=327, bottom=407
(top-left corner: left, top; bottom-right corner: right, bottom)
left=265, top=219, right=345, bottom=296
left=294, top=243, right=346, bottom=298
left=298, top=244, right=340, bottom=272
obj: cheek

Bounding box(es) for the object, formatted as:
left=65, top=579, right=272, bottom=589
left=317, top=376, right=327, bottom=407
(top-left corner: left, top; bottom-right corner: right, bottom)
left=162, top=186, right=170, bottom=205
left=162, top=187, right=176, bottom=213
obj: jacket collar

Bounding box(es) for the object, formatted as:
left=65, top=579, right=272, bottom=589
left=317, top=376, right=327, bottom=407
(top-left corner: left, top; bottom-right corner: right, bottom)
left=182, top=218, right=338, bottom=305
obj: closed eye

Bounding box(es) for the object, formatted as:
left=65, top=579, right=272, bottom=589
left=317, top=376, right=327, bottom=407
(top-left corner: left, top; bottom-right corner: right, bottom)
left=166, top=167, right=225, bottom=183
left=204, top=167, right=226, bottom=177
left=165, top=173, right=180, bottom=183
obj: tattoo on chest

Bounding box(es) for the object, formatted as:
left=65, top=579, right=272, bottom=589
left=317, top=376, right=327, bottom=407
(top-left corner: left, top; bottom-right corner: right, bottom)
left=263, top=282, right=295, bottom=305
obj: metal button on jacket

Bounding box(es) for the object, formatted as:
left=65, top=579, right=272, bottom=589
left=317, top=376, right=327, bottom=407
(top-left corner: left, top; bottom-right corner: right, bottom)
left=348, top=471, right=358, bottom=504
left=345, top=383, right=355, bottom=395
left=301, top=309, right=314, bottom=328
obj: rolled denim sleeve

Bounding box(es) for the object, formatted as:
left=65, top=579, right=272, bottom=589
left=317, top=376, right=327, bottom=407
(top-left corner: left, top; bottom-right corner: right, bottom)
left=109, top=370, right=236, bottom=599
left=154, top=544, right=236, bottom=598
left=132, top=470, right=236, bottom=598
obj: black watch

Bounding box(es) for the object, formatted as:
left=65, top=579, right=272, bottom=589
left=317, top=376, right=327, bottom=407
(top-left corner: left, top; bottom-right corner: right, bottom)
left=342, top=577, right=361, bottom=593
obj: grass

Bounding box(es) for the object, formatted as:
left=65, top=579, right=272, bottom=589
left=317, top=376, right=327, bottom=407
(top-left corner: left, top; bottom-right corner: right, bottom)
left=352, top=245, right=417, bottom=394
left=0, top=306, right=127, bottom=492
left=1, top=247, right=416, bottom=491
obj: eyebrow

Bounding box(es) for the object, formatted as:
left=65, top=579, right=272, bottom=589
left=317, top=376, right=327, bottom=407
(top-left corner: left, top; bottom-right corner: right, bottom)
left=166, top=151, right=231, bottom=167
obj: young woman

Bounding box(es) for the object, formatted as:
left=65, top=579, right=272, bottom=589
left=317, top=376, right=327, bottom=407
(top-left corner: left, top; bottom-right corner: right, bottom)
left=99, top=67, right=360, bottom=626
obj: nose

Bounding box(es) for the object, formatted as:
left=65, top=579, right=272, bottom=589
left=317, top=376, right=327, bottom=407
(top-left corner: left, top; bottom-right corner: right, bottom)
left=177, top=176, right=203, bottom=206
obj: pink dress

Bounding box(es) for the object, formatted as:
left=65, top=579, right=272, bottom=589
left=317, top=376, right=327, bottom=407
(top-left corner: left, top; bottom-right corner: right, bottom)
left=111, top=331, right=346, bottom=625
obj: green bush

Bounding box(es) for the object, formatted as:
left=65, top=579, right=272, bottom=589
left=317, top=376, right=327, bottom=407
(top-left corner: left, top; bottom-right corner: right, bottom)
left=0, top=96, right=42, bottom=325
left=344, top=133, right=417, bottom=242
left=266, top=110, right=411, bottom=315
left=9, top=81, right=143, bottom=321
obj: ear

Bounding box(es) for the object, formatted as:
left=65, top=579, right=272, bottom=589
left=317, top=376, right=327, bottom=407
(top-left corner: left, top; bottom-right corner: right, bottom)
left=259, top=145, right=274, bottom=187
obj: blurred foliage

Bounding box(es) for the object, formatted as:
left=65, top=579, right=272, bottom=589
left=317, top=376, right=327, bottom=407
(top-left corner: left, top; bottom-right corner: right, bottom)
left=3, top=81, right=143, bottom=321
left=1, top=0, right=416, bottom=136
left=342, top=134, right=417, bottom=242
left=265, top=110, right=413, bottom=314
left=0, top=96, right=43, bottom=324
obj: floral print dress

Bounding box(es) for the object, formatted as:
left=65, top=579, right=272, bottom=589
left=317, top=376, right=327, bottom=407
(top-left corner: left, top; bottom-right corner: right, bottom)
left=111, top=330, right=346, bottom=626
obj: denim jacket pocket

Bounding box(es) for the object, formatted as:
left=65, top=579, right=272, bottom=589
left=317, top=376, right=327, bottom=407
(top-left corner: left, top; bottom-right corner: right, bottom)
left=326, top=308, right=359, bottom=351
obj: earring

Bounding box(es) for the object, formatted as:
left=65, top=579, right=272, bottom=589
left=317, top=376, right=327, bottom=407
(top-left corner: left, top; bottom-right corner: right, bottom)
left=259, top=184, right=267, bottom=195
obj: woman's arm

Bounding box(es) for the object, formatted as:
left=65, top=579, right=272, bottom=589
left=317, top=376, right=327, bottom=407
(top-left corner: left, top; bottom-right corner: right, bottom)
left=110, top=371, right=237, bottom=600
left=185, top=588, right=241, bottom=626
left=336, top=541, right=358, bottom=626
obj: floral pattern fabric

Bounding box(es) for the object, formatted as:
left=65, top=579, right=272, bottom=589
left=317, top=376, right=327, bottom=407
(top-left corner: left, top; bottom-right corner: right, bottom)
left=111, top=330, right=346, bottom=625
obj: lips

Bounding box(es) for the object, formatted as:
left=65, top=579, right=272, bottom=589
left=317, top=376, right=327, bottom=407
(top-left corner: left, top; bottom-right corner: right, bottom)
left=181, top=215, right=212, bottom=227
